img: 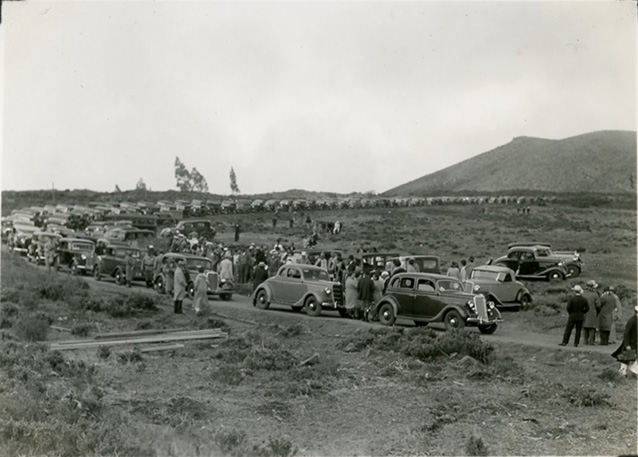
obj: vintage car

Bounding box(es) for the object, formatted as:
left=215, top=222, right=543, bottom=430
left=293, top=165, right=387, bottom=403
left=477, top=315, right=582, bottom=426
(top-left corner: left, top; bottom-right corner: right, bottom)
left=104, top=226, right=155, bottom=244
left=387, top=255, right=442, bottom=274
left=494, top=246, right=568, bottom=281
left=252, top=264, right=345, bottom=317
left=154, top=253, right=234, bottom=300
left=465, top=265, right=532, bottom=309
left=507, top=242, right=583, bottom=277
left=9, top=224, right=39, bottom=255
left=29, top=231, right=63, bottom=264
left=173, top=219, right=216, bottom=240
left=376, top=273, right=502, bottom=333
left=92, top=241, right=143, bottom=285
left=55, top=237, right=96, bottom=275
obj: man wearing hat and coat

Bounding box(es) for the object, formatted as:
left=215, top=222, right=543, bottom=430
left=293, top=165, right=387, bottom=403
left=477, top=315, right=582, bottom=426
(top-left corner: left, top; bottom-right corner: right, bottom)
left=582, top=280, right=600, bottom=345
left=252, top=262, right=269, bottom=298
left=597, top=285, right=618, bottom=345
left=559, top=285, right=590, bottom=347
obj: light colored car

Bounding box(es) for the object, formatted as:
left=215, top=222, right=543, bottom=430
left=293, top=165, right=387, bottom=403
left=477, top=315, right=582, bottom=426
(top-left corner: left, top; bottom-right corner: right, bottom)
left=252, top=264, right=345, bottom=317
left=465, top=265, right=532, bottom=309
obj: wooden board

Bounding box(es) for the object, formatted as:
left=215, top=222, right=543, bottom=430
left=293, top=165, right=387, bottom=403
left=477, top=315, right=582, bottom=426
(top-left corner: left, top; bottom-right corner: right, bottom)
left=50, top=332, right=228, bottom=351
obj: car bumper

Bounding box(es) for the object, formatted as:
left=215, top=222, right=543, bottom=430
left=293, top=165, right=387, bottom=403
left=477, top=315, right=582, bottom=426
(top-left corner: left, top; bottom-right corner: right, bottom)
left=466, top=317, right=502, bottom=325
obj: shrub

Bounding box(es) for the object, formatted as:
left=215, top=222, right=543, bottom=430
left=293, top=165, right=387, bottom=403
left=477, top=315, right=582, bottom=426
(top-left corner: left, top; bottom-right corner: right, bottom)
left=198, top=318, right=230, bottom=333
left=0, top=303, right=20, bottom=329
left=210, top=364, right=245, bottom=386
left=71, top=323, right=94, bottom=337
left=14, top=314, right=49, bottom=342
left=465, top=433, right=489, bottom=456
left=117, top=350, right=144, bottom=364
left=97, top=346, right=111, bottom=360
left=564, top=386, right=611, bottom=407
left=215, top=429, right=247, bottom=455
left=252, top=437, right=297, bottom=457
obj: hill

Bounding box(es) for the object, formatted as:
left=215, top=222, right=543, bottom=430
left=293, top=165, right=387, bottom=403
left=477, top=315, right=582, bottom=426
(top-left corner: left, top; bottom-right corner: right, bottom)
left=383, top=130, right=637, bottom=196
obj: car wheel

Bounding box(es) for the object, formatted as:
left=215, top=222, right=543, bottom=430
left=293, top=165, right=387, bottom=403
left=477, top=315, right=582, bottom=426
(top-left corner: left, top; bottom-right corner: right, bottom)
left=94, top=265, right=102, bottom=281
left=155, top=276, right=165, bottom=294
left=220, top=293, right=232, bottom=301
left=478, top=324, right=498, bottom=334
left=255, top=289, right=270, bottom=310
left=291, top=305, right=304, bottom=312
left=115, top=269, right=125, bottom=285
left=378, top=303, right=396, bottom=326
left=518, top=294, right=531, bottom=310
left=305, top=296, right=322, bottom=317
left=547, top=271, right=564, bottom=281
left=414, top=321, right=428, bottom=327
left=444, top=310, right=465, bottom=331
left=186, top=283, right=194, bottom=299
left=567, top=265, right=581, bottom=277
left=70, top=261, right=79, bottom=276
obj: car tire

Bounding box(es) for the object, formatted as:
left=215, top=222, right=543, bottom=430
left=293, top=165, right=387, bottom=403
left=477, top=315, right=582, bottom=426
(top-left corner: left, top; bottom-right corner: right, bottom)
left=378, top=303, right=396, bottom=326
left=155, top=276, right=165, bottom=294
left=255, top=289, right=270, bottom=310
left=478, top=324, right=498, bottom=334
left=220, top=293, right=232, bottom=301
left=444, top=309, right=465, bottom=331
left=518, top=294, right=531, bottom=310
left=291, top=305, right=304, bottom=312
left=547, top=271, right=564, bottom=281
left=567, top=265, right=581, bottom=277
left=94, top=265, right=102, bottom=281
left=414, top=321, right=428, bottom=327
left=115, top=269, right=125, bottom=285
left=186, top=283, right=194, bottom=299
left=305, top=296, right=322, bottom=317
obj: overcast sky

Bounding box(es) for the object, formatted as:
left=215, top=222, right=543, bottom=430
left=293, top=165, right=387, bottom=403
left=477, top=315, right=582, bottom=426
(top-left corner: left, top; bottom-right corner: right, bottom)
left=2, top=1, right=636, bottom=195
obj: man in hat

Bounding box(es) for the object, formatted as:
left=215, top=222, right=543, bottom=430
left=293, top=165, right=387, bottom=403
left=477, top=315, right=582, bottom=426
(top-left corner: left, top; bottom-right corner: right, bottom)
left=559, top=285, right=590, bottom=347
left=173, top=259, right=187, bottom=314
left=597, top=285, right=618, bottom=345
left=252, top=261, right=269, bottom=296
left=582, top=280, right=600, bottom=345
left=218, top=250, right=234, bottom=283
left=142, top=246, right=156, bottom=288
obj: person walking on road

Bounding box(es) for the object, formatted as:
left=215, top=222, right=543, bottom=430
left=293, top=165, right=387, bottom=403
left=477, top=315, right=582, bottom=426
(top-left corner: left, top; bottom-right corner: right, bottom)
left=192, top=266, right=209, bottom=314
left=582, top=280, right=600, bottom=345
left=611, top=304, right=637, bottom=376
left=173, top=260, right=187, bottom=314
left=559, top=285, right=590, bottom=347
left=597, top=286, right=617, bottom=345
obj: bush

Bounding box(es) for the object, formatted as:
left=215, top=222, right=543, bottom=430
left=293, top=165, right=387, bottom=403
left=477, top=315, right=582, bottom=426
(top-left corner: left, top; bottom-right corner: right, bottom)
left=252, top=437, right=298, bottom=457
left=564, top=386, right=611, bottom=407
left=215, top=429, right=247, bottom=455
left=117, top=350, right=144, bottom=364
left=14, top=314, right=49, bottom=342
left=97, top=346, right=111, bottom=360
left=210, top=364, right=245, bottom=386
left=71, top=323, right=94, bottom=337
left=465, top=433, right=489, bottom=456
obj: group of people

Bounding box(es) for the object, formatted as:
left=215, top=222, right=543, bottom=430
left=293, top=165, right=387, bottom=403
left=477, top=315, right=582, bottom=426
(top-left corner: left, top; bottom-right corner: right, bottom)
left=445, top=256, right=476, bottom=282
left=344, top=269, right=389, bottom=321
left=561, top=280, right=637, bottom=376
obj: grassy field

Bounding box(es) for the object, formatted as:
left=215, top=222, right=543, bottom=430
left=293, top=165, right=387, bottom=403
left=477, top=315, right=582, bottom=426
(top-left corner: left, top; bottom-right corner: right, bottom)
left=1, top=202, right=637, bottom=456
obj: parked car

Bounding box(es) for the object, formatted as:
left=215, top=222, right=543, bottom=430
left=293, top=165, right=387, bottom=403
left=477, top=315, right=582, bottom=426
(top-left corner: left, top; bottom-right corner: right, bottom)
left=104, top=226, right=155, bottom=244
left=153, top=253, right=234, bottom=301
left=252, top=264, right=345, bottom=317
left=376, top=272, right=502, bottom=333
left=494, top=246, right=568, bottom=281
left=92, top=241, right=143, bottom=285
left=29, top=231, right=63, bottom=264
left=173, top=219, right=216, bottom=241
left=507, top=242, right=583, bottom=277
left=387, top=255, right=442, bottom=274
left=9, top=224, right=39, bottom=255
left=355, top=252, right=401, bottom=274
left=55, top=237, right=96, bottom=275
left=465, top=265, right=532, bottom=309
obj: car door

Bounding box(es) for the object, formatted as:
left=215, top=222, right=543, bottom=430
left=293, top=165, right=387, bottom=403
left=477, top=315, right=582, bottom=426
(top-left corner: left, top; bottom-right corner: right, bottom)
left=276, top=266, right=306, bottom=304
left=435, top=279, right=466, bottom=310
left=496, top=272, right=518, bottom=302
left=518, top=252, right=539, bottom=276
left=413, top=278, right=439, bottom=317
left=391, top=276, right=416, bottom=316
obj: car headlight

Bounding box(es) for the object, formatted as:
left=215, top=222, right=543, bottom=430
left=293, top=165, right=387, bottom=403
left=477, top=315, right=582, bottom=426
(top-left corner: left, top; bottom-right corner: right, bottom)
left=467, top=300, right=476, bottom=311
left=487, top=301, right=495, bottom=310
left=81, top=254, right=86, bottom=260
left=473, top=285, right=481, bottom=292
left=558, top=261, right=564, bottom=267
left=220, top=278, right=227, bottom=283
left=324, top=287, right=332, bottom=295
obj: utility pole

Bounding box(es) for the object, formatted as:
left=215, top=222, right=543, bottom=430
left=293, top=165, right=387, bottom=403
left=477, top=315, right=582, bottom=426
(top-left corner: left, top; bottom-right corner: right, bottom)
left=52, top=182, right=55, bottom=203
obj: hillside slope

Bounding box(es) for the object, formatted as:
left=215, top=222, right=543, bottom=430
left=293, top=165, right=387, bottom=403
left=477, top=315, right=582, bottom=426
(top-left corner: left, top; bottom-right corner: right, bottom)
left=384, top=130, right=637, bottom=195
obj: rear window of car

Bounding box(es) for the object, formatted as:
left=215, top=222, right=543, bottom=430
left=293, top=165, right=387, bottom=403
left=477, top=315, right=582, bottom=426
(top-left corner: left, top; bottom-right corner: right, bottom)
left=415, top=259, right=438, bottom=270
left=303, top=269, right=329, bottom=281
left=470, top=270, right=498, bottom=281
left=186, top=258, right=213, bottom=271
left=437, top=280, right=463, bottom=293
left=71, top=243, right=93, bottom=252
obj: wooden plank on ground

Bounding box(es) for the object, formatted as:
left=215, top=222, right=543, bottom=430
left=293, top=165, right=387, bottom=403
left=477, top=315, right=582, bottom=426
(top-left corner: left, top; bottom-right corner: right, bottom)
left=139, top=344, right=184, bottom=353
left=55, top=328, right=226, bottom=345
left=95, top=327, right=189, bottom=339
left=49, top=332, right=228, bottom=350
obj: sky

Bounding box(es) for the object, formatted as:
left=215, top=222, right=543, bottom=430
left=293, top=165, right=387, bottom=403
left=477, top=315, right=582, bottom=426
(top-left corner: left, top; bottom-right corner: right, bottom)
left=2, top=1, right=636, bottom=196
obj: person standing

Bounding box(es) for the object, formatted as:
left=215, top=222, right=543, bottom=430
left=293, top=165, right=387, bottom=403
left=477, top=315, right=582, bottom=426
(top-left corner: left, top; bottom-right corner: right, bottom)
left=315, top=252, right=329, bottom=271
left=559, top=285, right=590, bottom=347
left=192, top=266, right=209, bottom=314
left=465, top=256, right=475, bottom=279
left=142, top=247, right=156, bottom=288
left=446, top=261, right=460, bottom=280
left=163, top=259, right=175, bottom=296
left=44, top=239, right=56, bottom=270
left=611, top=304, right=637, bottom=376
left=173, top=260, right=187, bottom=314
left=234, top=223, right=241, bottom=242
left=345, top=270, right=359, bottom=319
left=459, top=259, right=468, bottom=282
left=252, top=261, right=269, bottom=295
left=597, top=286, right=617, bottom=345
left=369, top=271, right=386, bottom=320
left=406, top=258, right=418, bottom=273
left=218, top=252, right=235, bottom=283
left=608, top=285, right=621, bottom=344
left=582, top=280, right=600, bottom=345
left=358, top=271, right=376, bottom=322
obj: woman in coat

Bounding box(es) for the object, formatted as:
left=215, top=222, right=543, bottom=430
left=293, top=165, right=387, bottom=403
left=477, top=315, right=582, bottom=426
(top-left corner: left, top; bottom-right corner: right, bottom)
left=192, top=266, right=209, bottom=314
left=611, top=305, right=637, bottom=376
left=345, top=270, right=360, bottom=319
left=597, top=287, right=616, bottom=345
left=173, top=260, right=187, bottom=314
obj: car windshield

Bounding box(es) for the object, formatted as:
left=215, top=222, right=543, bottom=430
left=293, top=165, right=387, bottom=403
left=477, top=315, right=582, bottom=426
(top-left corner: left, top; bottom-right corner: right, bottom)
left=186, top=258, right=213, bottom=271
left=470, top=270, right=499, bottom=281
left=536, top=248, right=551, bottom=256
left=71, top=242, right=94, bottom=252
left=437, top=279, right=463, bottom=293
left=116, top=249, right=140, bottom=258
left=415, top=259, right=438, bottom=270
left=302, top=269, right=329, bottom=281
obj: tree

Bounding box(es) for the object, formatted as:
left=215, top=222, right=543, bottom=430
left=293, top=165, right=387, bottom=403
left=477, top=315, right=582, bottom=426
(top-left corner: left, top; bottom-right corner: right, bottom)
left=136, top=178, right=147, bottom=191
left=230, top=167, right=240, bottom=195
left=115, top=184, right=122, bottom=193
left=174, top=156, right=209, bottom=193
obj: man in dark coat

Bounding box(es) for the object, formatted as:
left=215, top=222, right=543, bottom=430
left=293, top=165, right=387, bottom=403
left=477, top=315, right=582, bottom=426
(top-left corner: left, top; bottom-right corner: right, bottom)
left=252, top=262, right=269, bottom=301
left=611, top=304, right=637, bottom=376
left=358, top=271, right=376, bottom=321
left=559, top=285, right=590, bottom=347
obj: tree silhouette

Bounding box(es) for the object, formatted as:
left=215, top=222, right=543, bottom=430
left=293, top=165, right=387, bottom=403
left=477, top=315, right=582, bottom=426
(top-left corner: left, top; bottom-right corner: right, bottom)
left=174, top=156, right=209, bottom=192
left=230, top=167, right=240, bottom=195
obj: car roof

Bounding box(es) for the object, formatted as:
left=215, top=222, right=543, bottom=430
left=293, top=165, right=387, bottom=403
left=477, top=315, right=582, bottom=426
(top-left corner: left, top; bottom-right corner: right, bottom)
left=163, top=253, right=211, bottom=261
left=282, top=264, right=326, bottom=271
left=177, top=219, right=210, bottom=224
left=61, top=238, right=95, bottom=244
left=392, top=272, right=458, bottom=281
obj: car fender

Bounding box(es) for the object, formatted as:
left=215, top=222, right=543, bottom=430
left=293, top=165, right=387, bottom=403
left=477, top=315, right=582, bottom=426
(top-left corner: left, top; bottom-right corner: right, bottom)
left=483, top=292, right=504, bottom=307
left=515, top=288, right=532, bottom=302
left=252, top=283, right=274, bottom=303
left=377, top=295, right=400, bottom=316
left=430, top=304, right=470, bottom=323
left=293, top=290, right=323, bottom=309
left=538, top=265, right=565, bottom=277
